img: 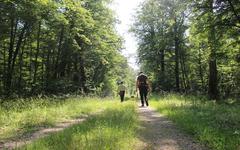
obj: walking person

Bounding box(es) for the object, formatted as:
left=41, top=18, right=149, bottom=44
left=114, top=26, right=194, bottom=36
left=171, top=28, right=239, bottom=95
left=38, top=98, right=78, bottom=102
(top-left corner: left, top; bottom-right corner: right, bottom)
left=136, top=72, right=150, bottom=107
left=118, top=81, right=126, bottom=102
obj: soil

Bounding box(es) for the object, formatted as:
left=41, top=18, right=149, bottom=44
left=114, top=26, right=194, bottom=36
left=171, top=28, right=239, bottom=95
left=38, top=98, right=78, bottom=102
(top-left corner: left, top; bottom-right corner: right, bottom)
left=137, top=106, right=208, bottom=150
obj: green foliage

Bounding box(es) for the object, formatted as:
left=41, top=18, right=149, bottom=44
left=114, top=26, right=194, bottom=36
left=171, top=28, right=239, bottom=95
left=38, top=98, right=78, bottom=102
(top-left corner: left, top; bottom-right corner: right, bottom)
left=132, top=0, right=190, bottom=92
left=132, top=0, right=240, bottom=99
left=0, top=0, right=133, bottom=97
left=151, top=94, right=240, bottom=150
left=189, top=0, right=240, bottom=99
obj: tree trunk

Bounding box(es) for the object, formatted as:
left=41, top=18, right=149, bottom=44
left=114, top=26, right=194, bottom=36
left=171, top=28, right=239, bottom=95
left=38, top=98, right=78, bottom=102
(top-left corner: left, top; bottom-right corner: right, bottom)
left=59, top=40, right=70, bottom=77
left=29, top=40, right=33, bottom=83
left=3, top=43, right=6, bottom=89
left=175, top=38, right=180, bottom=92
left=10, top=23, right=28, bottom=93
left=208, top=0, right=219, bottom=100
left=180, top=52, right=187, bottom=91
left=174, top=18, right=180, bottom=92
left=5, top=17, right=17, bottom=95
left=11, top=23, right=28, bottom=76
left=45, top=46, right=51, bottom=91
left=41, top=42, right=45, bottom=90
left=79, top=55, right=87, bottom=93
left=32, top=21, right=42, bottom=93
left=160, top=49, right=165, bottom=73
left=18, top=38, right=27, bottom=93
left=54, top=26, right=64, bottom=79
left=74, top=35, right=87, bottom=93
left=198, top=47, right=204, bottom=91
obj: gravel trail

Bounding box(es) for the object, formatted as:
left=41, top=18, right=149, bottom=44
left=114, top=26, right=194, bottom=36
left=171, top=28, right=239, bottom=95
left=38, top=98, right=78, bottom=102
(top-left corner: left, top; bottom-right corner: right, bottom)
left=137, top=107, right=208, bottom=150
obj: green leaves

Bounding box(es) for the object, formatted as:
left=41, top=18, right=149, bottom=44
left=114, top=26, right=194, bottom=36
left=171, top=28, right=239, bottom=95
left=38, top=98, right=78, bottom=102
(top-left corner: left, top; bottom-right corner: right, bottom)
left=132, top=0, right=190, bottom=91
left=133, top=0, right=240, bottom=98
left=0, top=0, right=132, bottom=96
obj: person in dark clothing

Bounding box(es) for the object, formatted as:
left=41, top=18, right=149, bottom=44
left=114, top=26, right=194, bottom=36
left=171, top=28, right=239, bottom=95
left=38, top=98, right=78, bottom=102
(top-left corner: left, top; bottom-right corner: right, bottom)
left=136, top=72, right=150, bottom=107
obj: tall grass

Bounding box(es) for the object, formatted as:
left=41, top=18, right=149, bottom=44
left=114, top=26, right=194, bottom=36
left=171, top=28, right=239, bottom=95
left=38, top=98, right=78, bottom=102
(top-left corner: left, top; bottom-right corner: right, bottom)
left=150, top=94, right=240, bottom=150
left=0, top=97, right=116, bottom=140
left=20, top=102, right=140, bottom=150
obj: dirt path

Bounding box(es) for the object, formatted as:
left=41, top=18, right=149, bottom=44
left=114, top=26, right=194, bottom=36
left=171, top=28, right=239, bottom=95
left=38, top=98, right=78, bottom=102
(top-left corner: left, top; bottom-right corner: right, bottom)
left=0, top=112, right=98, bottom=150
left=137, top=107, right=208, bottom=150
left=0, top=106, right=208, bottom=150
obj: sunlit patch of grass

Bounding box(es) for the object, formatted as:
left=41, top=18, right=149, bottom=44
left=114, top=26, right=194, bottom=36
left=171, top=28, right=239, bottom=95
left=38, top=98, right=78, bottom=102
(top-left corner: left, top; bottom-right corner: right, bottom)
left=0, top=97, right=116, bottom=140
left=150, top=94, right=240, bottom=150
left=20, top=102, right=140, bottom=150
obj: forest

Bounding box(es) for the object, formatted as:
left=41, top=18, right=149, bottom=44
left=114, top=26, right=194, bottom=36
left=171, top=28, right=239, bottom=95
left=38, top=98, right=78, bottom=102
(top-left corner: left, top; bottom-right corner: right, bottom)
left=0, top=0, right=239, bottom=100
left=132, top=0, right=240, bottom=100
left=0, top=0, right=240, bottom=150
left=0, top=0, right=135, bottom=98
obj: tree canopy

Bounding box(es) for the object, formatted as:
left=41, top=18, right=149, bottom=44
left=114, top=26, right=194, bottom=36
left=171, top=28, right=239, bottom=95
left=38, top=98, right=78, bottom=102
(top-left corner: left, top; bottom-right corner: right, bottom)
left=0, top=0, right=134, bottom=97
left=0, top=0, right=239, bottom=100
left=132, top=0, right=240, bottom=100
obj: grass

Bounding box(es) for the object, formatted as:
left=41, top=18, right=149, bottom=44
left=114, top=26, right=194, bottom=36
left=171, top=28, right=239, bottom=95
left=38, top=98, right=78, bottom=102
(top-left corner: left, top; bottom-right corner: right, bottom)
left=19, top=101, right=140, bottom=150
left=0, top=96, right=118, bottom=141
left=150, top=94, right=240, bottom=150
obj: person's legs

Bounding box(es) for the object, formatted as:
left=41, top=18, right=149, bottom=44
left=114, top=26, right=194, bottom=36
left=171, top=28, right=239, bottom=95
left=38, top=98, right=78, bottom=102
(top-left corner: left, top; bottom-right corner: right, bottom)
left=140, top=86, right=148, bottom=106
left=122, top=91, right=125, bottom=102
left=144, top=90, right=149, bottom=106
left=139, top=88, right=144, bottom=106
left=141, top=86, right=148, bottom=106
left=120, top=91, right=125, bottom=102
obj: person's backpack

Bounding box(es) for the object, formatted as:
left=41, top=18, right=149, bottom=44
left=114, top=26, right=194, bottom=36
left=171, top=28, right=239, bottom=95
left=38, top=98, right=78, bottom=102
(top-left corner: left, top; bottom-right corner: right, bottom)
left=138, top=74, right=148, bottom=87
